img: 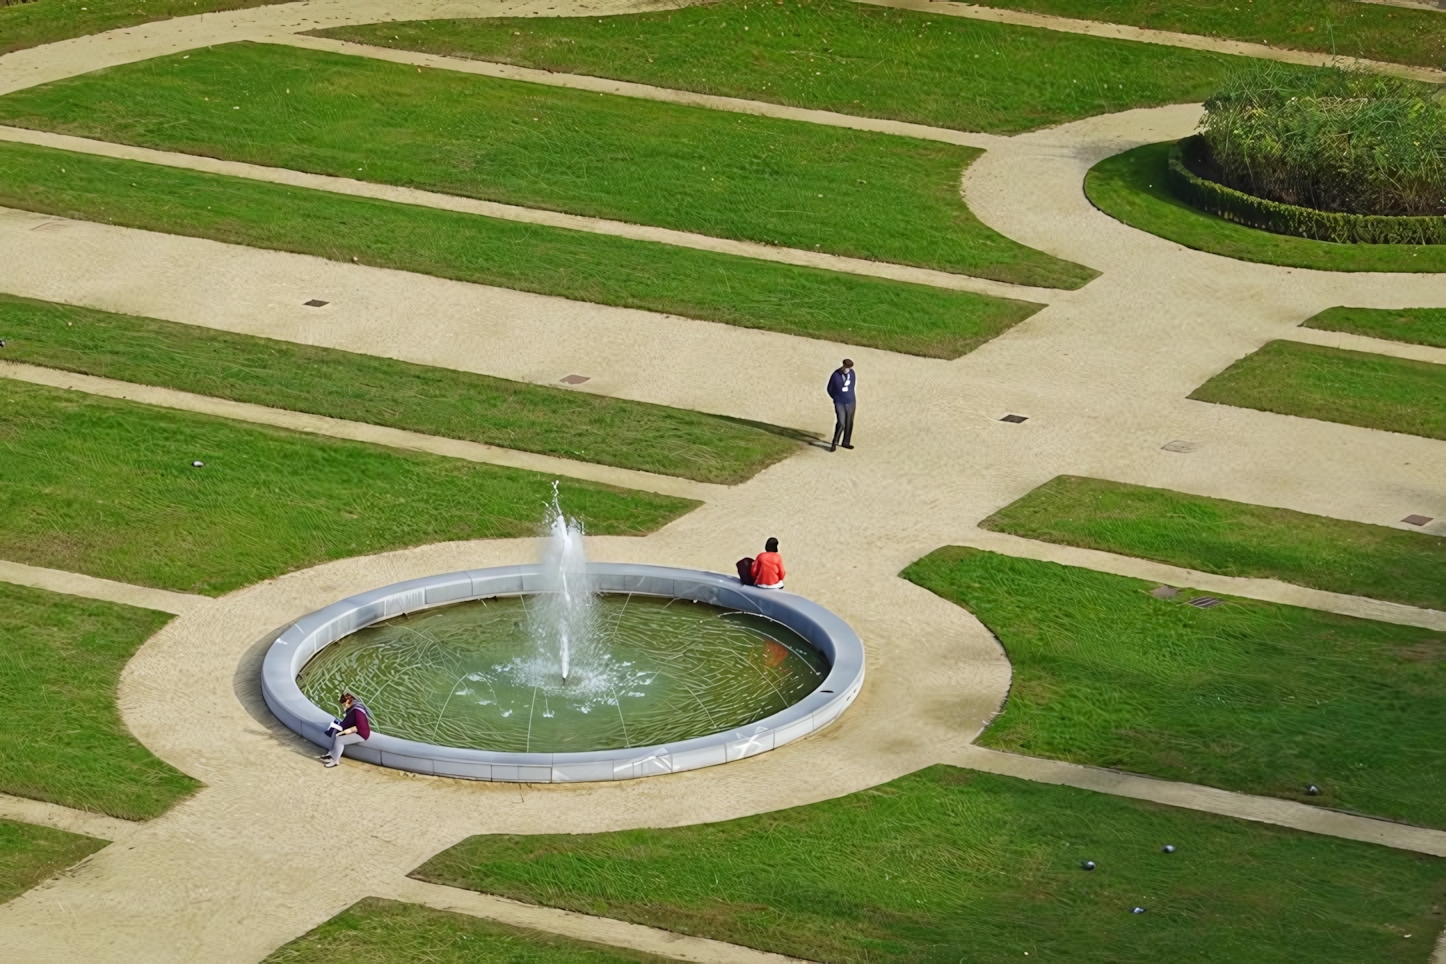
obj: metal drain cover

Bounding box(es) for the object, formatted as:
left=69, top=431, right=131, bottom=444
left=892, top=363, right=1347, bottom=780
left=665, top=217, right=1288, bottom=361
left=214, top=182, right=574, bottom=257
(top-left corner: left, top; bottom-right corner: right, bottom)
left=999, top=414, right=1028, bottom=423
left=559, top=374, right=590, bottom=385
left=1402, top=515, right=1433, bottom=526
left=303, top=299, right=329, bottom=308
left=1187, top=596, right=1222, bottom=609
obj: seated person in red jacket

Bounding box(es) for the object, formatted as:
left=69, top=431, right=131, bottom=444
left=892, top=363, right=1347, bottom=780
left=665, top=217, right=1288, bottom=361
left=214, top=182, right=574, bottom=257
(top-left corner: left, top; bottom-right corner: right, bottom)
left=322, top=691, right=371, bottom=768
left=751, top=538, right=786, bottom=590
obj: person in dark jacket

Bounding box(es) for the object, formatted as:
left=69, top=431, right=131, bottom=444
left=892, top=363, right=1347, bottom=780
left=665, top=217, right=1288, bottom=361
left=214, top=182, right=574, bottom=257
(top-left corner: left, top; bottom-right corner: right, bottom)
left=322, top=691, right=371, bottom=768
left=827, top=359, right=856, bottom=452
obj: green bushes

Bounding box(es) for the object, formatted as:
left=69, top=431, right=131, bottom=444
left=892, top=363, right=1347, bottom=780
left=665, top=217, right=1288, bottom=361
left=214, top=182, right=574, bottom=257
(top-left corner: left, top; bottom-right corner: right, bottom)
left=1168, top=136, right=1446, bottom=244
left=1197, top=63, right=1446, bottom=218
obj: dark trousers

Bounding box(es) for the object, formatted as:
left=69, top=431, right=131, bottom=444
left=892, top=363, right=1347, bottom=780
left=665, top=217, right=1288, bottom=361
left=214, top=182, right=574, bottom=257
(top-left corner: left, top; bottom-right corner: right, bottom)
left=832, top=400, right=855, bottom=448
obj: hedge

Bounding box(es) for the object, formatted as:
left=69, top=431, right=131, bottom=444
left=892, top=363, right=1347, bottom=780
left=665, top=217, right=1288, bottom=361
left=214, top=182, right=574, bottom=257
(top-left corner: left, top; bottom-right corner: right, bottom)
left=1167, top=137, right=1446, bottom=246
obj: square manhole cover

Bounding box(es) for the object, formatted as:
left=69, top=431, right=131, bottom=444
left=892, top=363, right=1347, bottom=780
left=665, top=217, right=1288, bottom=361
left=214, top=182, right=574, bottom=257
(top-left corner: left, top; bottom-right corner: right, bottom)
left=1402, top=515, right=1433, bottom=526
left=1150, top=586, right=1179, bottom=599
left=1187, top=596, right=1222, bottom=609
left=303, top=299, right=329, bottom=308
left=559, top=374, right=590, bottom=385
left=999, top=414, right=1028, bottom=423
left=1161, top=440, right=1197, bottom=453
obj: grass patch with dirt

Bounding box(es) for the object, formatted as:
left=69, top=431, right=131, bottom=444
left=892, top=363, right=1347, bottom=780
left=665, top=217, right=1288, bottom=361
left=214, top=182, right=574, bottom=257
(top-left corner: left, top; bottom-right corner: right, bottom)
left=415, top=765, right=1446, bottom=963
left=961, top=0, right=1445, bottom=70
left=0, top=817, right=108, bottom=902
left=903, top=549, right=1446, bottom=828
left=1085, top=142, right=1446, bottom=272
left=1303, top=306, right=1446, bottom=350
left=0, top=41, right=1094, bottom=288
left=1191, top=340, right=1446, bottom=441
left=313, top=0, right=1286, bottom=137
left=980, top=475, right=1446, bottom=610
left=264, top=897, right=671, bottom=964
left=0, top=294, right=802, bottom=484
left=0, top=140, right=1040, bottom=358
left=0, top=378, right=694, bottom=596
left=0, top=581, right=197, bottom=819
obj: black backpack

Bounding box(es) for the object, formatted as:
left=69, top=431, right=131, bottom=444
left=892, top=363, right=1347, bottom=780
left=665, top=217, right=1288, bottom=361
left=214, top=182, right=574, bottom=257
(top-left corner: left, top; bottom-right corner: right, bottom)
left=736, top=557, right=755, bottom=586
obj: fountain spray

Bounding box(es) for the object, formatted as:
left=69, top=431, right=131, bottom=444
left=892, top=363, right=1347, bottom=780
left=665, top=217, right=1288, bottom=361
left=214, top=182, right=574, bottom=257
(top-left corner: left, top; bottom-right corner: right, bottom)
left=535, top=482, right=595, bottom=681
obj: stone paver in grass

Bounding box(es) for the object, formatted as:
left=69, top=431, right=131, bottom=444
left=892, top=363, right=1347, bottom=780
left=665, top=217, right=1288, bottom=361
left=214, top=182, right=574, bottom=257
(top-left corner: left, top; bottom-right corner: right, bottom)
left=0, top=582, right=195, bottom=820
left=1303, top=307, right=1446, bottom=350
left=957, top=0, right=1446, bottom=70
left=0, top=378, right=695, bottom=596
left=313, top=0, right=1280, bottom=137
left=1191, top=340, right=1446, bottom=442
left=980, top=475, right=1446, bottom=610
left=0, top=294, right=802, bottom=485
left=1084, top=142, right=1446, bottom=273
left=904, top=549, right=1446, bottom=828
left=0, top=141, right=1042, bottom=358
left=0, top=41, right=1094, bottom=289
left=264, top=898, right=673, bottom=964
left=415, top=766, right=1446, bottom=964
left=0, top=817, right=108, bottom=904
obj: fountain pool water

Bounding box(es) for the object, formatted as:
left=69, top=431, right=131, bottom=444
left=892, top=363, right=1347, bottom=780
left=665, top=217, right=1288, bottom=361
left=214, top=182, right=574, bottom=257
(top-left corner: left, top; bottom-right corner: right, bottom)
left=296, top=593, right=828, bottom=753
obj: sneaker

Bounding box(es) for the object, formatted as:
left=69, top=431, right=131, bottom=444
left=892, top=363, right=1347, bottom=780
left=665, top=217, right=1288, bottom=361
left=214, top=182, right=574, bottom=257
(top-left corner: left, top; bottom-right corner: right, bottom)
left=323, top=758, right=339, bottom=768
left=842, top=443, right=854, bottom=449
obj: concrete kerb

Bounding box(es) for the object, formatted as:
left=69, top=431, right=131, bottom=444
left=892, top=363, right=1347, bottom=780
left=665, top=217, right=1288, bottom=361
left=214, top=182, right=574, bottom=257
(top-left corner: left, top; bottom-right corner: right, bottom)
left=262, top=563, right=866, bottom=783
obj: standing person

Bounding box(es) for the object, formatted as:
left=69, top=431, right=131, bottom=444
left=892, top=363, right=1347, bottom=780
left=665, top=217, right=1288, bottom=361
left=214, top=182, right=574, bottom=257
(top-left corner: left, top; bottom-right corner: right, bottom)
left=321, top=691, right=370, bottom=768
left=828, top=359, right=856, bottom=452
left=751, top=537, right=786, bottom=590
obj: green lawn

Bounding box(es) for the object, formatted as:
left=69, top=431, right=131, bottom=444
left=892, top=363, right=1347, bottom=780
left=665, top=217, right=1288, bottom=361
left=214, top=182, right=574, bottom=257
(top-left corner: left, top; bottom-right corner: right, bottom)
left=0, top=818, right=108, bottom=903
left=264, top=898, right=670, bottom=964
left=962, top=0, right=1445, bottom=69
left=314, top=0, right=1284, bottom=137
left=903, top=549, right=1446, bottom=828
left=1303, top=306, right=1446, bottom=350
left=0, top=42, right=1093, bottom=289
left=0, top=294, right=802, bottom=485
left=416, top=766, right=1446, bottom=963
left=980, top=475, right=1446, bottom=610
left=0, top=141, right=1040, bottom=359
left=1085, top=142, right=1446, bottom=272
left=0, top=378, right=694, bottom=596
left=1191, top=341, right=1446, bottom=441
left=0, top=0, right=284, bottom=55
left=0, top=582, right=197, bottom=819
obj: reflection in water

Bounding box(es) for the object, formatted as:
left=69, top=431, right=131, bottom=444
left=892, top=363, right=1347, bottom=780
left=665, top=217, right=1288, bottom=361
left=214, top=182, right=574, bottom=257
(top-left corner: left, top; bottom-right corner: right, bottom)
left=297, top=594, right=828, bottom=753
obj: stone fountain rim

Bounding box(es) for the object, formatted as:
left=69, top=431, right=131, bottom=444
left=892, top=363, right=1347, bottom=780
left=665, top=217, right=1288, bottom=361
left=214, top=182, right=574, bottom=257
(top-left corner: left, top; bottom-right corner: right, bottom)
left=261, top=562, right=865, bottom=783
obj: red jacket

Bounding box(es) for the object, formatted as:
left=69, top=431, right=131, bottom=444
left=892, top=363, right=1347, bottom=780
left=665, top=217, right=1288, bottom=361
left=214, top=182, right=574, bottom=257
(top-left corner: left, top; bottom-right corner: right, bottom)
left=752, top=552, right=786, bottom=587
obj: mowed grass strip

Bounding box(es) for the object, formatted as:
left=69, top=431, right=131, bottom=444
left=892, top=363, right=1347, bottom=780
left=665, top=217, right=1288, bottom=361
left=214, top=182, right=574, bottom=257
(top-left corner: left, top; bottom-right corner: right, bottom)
left=961, top=0, right=1445, bottom=70
left=264, top=898, right=671, bottom=964
left=0, top=142, right=1039, bottom=359
left=415, top=766, right=1446, bottom=963
left=0, top=818, right=108, bottom=902
left=1085, top=142, right=1446, bottom=273
left=1303, top=306, right=1446, bottom=350
left=0, top=42, right=1094, bottom=289
left=903, top=549, right=1446, bottom=828
left=0, top=582, right=196, bottom=819
left=317, top=0, right=1299, bottom=136
left=0, top=379, right=694, bottom=596
left=0, top=0, right=283, bottom=55
left=1191, top=340, right=1446, bottom=441
left=0, top=295, right=801, bottom=485
left=981, top=475, right=1446, bottom=610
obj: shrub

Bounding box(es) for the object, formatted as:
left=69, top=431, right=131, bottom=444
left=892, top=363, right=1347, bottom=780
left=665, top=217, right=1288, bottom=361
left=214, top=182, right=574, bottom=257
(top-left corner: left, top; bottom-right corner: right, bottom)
left=1198, top=63, right=1446, bottom=217
left=1169, top=136, right=1446, bottom=244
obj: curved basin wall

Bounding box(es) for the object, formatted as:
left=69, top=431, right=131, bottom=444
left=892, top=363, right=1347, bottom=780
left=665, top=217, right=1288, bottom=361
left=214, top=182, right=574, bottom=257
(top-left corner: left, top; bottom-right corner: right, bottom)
left=261, top=563, right=865, bottom=783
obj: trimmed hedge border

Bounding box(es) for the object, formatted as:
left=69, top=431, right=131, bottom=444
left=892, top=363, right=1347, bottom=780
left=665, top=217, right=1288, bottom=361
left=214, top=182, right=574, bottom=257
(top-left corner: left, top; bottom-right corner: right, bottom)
left=1167, top=136, right=1446, bottom=246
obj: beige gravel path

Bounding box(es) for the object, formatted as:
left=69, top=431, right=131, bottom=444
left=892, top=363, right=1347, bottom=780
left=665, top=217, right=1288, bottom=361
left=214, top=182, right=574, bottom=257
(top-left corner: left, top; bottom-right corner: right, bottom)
left=0, top=360, right=720, bottom=501
left=1, top=3, right=1445, bottom=960
left=0, top=794, right=137, bottom=844
left=859, top=0, right=1446, bottom=83
left=0, top=563, right=209, bottom=615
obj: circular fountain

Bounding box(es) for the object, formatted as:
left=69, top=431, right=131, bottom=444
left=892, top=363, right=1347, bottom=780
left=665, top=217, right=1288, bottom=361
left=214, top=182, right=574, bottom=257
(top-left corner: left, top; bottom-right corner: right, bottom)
left=261, top=498, right=864, bottom=783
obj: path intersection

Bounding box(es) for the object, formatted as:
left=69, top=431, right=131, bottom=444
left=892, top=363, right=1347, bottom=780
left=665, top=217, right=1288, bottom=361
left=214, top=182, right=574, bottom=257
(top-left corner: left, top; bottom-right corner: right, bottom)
left=0, top=1, right=1443, bottom=960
